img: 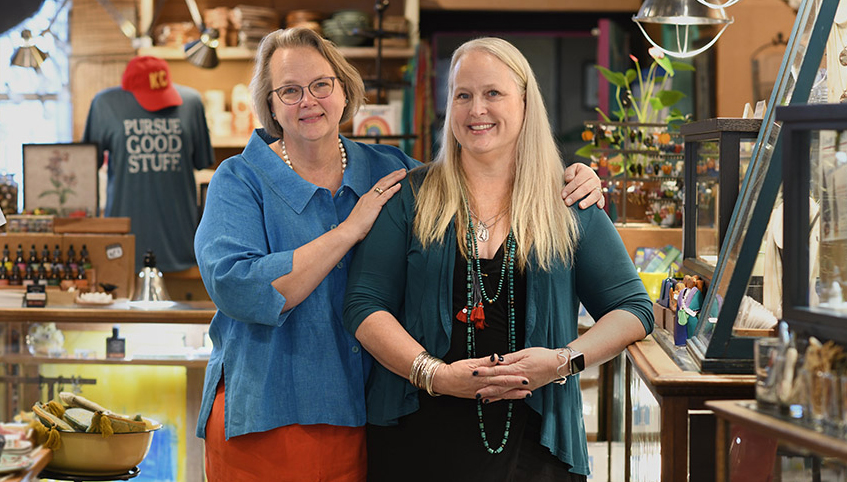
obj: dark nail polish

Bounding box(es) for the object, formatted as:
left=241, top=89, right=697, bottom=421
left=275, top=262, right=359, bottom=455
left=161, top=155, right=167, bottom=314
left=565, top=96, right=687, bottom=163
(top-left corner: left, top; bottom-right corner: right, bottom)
left=483, top=399, right=490, bottom=404
left=498, top=355, right=504, bottom=362
left=475, top=393, right=481, bottom=399
left=526, top=393, right=532, bottom=399
left=490, top=354, right=496, bottom=362
left=472, top=370, right=478, bottom=376
left=522, top=380, right=528, bottom=385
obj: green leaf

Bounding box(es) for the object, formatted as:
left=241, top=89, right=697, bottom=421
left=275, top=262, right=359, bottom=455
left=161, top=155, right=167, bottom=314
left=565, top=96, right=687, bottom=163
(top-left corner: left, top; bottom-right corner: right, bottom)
left=625, top=69, right=637, bottom=85
left=649, top=97, right=664, bottom=111
left=671, top=61, right=696, bottom=72
left=50, top=178, right=61, bottom=189
left=594, top=107, right=612, bottom=123
left=575, top=144, right=597, bottom=159
left=655, top=56, right=674, bottom=76
left=656, top=90, right=686, bottom=108
left=595, top=65, right=628, bottom=88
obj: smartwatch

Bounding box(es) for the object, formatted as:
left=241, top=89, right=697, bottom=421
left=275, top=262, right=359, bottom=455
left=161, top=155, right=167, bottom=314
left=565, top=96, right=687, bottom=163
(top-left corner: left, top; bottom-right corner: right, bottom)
left=553, top=346, right=585, bottom=385
left=567, top=346, right=585, bottom=376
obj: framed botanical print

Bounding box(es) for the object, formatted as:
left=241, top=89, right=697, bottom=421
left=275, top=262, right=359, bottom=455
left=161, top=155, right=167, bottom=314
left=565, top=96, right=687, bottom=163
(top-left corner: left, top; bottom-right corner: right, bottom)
left=22, top=143, right=99, bottom=216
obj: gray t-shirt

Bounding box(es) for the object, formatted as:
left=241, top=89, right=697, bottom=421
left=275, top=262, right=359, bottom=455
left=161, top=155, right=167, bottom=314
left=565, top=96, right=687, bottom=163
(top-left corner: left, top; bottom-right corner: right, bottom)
left=82, top=84, right=214, bottom=272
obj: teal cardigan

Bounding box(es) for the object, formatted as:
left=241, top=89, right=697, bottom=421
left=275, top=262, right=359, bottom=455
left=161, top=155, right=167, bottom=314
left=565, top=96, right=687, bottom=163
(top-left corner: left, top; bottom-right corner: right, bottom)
left=343, top=167, right=653, bottom=475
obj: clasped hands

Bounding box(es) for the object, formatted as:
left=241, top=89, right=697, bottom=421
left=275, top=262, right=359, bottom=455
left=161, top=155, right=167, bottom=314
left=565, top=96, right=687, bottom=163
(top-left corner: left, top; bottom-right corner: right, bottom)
left=431, top=347, right=561, bottom=404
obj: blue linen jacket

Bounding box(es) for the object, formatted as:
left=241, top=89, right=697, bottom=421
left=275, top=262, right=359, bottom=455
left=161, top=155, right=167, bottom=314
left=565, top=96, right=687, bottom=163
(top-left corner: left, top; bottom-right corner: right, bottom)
left=195, top=129, right=419, bottom=439
left=343, top=167, right=654, bottom=475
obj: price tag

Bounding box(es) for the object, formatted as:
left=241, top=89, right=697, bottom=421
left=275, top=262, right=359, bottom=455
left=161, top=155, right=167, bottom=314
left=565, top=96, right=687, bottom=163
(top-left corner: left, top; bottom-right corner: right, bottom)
left=105, top=243, right=123, bottom=260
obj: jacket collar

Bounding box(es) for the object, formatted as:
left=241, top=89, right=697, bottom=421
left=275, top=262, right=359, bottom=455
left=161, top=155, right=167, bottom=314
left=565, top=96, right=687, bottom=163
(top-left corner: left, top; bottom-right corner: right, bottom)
left=243, top=130, right=371, bottom=214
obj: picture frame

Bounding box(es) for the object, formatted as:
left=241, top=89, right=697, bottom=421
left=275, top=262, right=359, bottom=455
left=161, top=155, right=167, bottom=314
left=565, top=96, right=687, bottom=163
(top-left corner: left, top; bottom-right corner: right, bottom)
left=22, top=143, right=99, bottom=216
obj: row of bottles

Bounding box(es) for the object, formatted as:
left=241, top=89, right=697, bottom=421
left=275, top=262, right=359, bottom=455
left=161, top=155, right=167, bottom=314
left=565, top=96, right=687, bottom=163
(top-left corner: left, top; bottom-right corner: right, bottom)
left=0, top=243, right=91, bottom=287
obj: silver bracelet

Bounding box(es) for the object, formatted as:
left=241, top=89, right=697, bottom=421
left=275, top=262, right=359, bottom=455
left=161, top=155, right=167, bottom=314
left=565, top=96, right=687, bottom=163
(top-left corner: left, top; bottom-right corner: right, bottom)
left=553, top=347, right=570, bottom=385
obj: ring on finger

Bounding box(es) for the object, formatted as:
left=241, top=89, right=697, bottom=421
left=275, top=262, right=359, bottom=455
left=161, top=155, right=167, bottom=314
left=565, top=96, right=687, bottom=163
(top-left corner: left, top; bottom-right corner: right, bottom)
left=374, top=187, right=384, bottom=195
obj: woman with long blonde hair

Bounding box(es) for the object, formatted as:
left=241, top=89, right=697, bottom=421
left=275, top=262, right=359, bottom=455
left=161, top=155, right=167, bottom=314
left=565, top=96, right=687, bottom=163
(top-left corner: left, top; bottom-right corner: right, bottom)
left=345, top=37, right=653, bottom=481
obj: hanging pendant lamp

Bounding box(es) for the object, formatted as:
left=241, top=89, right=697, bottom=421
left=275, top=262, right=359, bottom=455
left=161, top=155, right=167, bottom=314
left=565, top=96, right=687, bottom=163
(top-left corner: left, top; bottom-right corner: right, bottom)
left=633, top=0, right=734, bottom=58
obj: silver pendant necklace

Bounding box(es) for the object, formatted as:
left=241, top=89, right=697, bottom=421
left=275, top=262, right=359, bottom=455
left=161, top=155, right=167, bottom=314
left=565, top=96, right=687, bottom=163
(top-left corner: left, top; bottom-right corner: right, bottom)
left=469, top=206, right=509, bottom=243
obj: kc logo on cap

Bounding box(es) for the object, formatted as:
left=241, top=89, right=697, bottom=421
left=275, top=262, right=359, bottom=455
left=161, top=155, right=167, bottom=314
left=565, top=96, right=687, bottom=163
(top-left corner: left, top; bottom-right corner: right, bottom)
left=122, top=56, right=183, bottom=112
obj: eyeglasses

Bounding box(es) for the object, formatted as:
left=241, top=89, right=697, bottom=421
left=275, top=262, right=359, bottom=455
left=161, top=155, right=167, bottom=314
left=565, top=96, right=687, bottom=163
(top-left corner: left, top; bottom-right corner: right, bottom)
left=269, top=77, right=338, bottom=105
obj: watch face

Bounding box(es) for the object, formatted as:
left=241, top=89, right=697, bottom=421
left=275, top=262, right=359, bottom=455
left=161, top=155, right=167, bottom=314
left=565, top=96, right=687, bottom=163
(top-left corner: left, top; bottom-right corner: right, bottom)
left=571, top=352, right=585, bottom=374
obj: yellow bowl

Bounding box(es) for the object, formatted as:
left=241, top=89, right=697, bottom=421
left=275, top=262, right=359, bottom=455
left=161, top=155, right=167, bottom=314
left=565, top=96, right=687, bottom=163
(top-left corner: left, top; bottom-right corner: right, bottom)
left=47, top=419, right=161, bottom=476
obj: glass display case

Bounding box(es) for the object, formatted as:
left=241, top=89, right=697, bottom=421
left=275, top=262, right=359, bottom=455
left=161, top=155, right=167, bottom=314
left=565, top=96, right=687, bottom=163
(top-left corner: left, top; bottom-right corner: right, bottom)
left=681, top=118, right=762, bottom=275
left=686, top=0, right=836, bottom=373
left=584, top=121, right=684, bottom=227
left=781, top=103, right=847, bottom=343
left=705, top=103, right=847, bottom=482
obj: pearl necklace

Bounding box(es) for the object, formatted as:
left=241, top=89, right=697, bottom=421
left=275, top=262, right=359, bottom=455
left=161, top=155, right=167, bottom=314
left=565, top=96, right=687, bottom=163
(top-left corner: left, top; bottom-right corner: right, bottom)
left=281, top=137, right=348, bottom=173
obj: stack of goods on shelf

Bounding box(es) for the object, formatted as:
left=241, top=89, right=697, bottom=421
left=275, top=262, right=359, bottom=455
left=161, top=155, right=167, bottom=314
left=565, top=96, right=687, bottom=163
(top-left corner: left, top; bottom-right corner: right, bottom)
left=0, top=173, right=18, bottom=222
left=285, top=10, right=324, bottom=35
left=204, top=7, right=236, bottom=47
left=322, top=10, right=370, bottom=47
left=152, top=22, right=199, bottom=47
left=379, top=15, right=409, bottom=49
left=231, top=5, right=279, bottom=49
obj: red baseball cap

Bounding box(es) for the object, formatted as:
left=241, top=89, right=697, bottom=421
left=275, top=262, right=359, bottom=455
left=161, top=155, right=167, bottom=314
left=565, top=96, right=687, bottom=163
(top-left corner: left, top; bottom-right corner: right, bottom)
left=121, top=56, right=183, bottom=111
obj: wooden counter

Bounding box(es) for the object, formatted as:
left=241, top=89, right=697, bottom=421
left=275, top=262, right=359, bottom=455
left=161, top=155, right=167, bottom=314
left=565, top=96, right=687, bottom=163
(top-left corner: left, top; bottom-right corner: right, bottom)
left=708, top=399, right=847, bottom=481
left=0, top=301, right=216, bottom=324
left=626, top=331, right=755, bottom=482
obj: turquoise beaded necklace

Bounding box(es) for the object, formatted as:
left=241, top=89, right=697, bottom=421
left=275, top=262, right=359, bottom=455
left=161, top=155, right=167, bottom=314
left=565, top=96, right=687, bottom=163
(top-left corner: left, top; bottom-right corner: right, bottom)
left=464, top=204, right=517, bottom=454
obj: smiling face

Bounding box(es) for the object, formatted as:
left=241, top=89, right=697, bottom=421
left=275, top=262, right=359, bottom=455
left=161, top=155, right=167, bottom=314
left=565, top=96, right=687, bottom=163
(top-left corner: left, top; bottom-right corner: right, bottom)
left=449, top=49, right=525, bottom=163
left=269, top=46, right=346, bottom=145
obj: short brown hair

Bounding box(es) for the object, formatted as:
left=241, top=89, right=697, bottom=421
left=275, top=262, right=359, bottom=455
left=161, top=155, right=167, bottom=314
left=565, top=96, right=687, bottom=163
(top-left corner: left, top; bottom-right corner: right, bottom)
left=250, top=27, right=366, bottom=139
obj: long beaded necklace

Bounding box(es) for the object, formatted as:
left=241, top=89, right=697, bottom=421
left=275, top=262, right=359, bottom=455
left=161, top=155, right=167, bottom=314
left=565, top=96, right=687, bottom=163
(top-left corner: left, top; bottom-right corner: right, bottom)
left=462, top=203, right=516, bottom=454
left=280, top=137, right=348, bottom=172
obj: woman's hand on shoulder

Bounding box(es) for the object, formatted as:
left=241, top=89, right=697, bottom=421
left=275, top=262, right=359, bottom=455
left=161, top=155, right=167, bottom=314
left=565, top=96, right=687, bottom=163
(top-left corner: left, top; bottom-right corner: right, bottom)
left=563, top=162, right=605, bottom=210
left=471, top=347, right=560, bottom=402
left=431, top=355, right=531, bottom=401
left=339, top=169, right=407, bottom=242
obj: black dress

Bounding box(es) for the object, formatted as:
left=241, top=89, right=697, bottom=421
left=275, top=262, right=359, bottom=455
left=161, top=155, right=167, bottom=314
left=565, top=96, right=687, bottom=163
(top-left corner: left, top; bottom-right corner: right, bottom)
left=367, top=243, right=586, bottom=482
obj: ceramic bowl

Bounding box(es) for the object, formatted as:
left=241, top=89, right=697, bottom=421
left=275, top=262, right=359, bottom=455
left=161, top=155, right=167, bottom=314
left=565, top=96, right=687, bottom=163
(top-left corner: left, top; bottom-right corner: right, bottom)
left=47, top=419, right=161, bottom=476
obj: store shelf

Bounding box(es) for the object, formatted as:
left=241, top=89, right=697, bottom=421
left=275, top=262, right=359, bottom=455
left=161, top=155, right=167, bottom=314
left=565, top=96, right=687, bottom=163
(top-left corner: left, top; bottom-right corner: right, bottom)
left=1, top=354, right=209, bottom=368
left=138, top=45, right=415, bottom=61
left=0, top=301, right=216, bottom=324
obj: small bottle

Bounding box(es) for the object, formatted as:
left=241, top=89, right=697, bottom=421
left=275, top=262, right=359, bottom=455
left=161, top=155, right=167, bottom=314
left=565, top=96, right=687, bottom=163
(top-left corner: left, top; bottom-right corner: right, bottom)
left=27, top=244, right=38, bottom=269
left=22, top=265, right=34, bottom=287
left=0, top=265, right=9, bottom=287
left=106, top=325, right=126, bottom=359
left=67, top=244, right=77, bottom=272
left=80, top=244, right=92, bottom=270
left=48, top=265, right=60, bottom=286
left=14, top=244, right=25, bottom=273
left=9, top=265, right=21, bottom=286
left=41, top=244, right=51, bottom=271
left=36, top=265, right=47, bottom=286
left=53, top=245, right=63, bottom=267
left=75, top=266, right=89, bottom=290
left=2, top=244, right=11, bottom=272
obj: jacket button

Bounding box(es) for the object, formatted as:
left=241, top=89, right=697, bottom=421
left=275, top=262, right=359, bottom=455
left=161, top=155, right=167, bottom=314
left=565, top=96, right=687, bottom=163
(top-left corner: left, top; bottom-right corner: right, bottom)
left=336, top=261, right=343, bottom=269
left=352, top=346, right=360, bottom=353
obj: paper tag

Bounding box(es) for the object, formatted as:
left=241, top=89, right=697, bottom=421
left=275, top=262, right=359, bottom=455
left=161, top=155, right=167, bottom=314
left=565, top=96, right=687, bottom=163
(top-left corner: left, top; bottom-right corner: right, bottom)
left=105, top=243, right=123, bottom=260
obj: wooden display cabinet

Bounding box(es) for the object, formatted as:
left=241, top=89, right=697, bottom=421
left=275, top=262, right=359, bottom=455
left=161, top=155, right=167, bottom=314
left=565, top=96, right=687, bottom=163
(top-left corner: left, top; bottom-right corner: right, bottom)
left=0, top=302, right=216, bottom=482
left=680, top=118, right=761, bottom=278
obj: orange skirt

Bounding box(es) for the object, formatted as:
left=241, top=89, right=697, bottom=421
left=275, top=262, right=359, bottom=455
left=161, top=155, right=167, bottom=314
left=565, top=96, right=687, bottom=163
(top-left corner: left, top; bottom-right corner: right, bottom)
left=204, top=380, right=367, bottom=481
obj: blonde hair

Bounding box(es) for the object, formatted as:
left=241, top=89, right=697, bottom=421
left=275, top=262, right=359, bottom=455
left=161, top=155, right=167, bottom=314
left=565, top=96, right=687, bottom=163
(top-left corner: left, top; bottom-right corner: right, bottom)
left=250, top=27, right=366, bottom=139
left=412, top=37, right=578, bottom=271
